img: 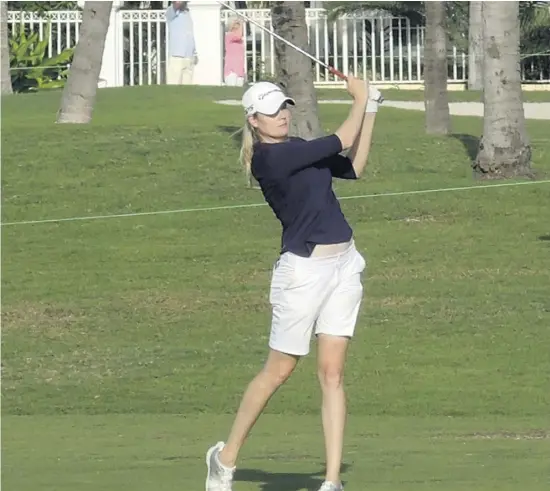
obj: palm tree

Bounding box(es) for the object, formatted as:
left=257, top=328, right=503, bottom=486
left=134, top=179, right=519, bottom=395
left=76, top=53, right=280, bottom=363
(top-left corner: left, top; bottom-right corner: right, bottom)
left=467, top=1, right=483, bottom=90
left=326, top=1, right=550, bottom=71
left=271, top=1, right=322, bottom=140
left=424, top=1, right=450, bottom=135
left=1, top=1, right=13, bottom=94
left=327, top=1, right=451, bottom=135
left=56, top=1, right=112, bottom=124
left=473, top=0, right=532, bottom=179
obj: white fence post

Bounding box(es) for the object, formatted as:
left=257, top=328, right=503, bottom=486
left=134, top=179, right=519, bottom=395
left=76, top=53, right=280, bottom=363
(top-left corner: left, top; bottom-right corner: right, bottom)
left=100, top=2, right=123, bottom=87
left=188, top=0, right=223, bottom=85
left=76, top=0, right=122, bottom=87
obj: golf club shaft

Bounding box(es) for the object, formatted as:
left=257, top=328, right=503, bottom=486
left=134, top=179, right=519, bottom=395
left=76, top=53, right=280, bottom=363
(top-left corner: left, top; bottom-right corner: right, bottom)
left=218, top=1, right=348, bottom=81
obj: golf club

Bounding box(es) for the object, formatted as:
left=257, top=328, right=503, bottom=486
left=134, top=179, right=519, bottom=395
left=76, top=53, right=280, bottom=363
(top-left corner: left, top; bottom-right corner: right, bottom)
left=218, top=1, right=348, bottom=81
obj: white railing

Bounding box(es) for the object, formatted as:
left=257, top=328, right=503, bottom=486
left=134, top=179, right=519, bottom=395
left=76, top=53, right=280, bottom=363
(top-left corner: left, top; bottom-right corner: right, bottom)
left=220, top=8, right=453, bottom=84
left=121, top=10, right=167, bottom=86
left=7, top=8, right=550, bottom=88
left=521, top=54, right=550, bottom=82
left=7, top=10, right=81, bottom=57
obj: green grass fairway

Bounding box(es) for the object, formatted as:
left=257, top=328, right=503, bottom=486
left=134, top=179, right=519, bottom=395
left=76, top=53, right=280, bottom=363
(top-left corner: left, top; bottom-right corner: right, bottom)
left=316, top=87, right=550, bottom=102
left=2, top=85, right=550, bottom=490
left=3, top=415, right=549, bottom=491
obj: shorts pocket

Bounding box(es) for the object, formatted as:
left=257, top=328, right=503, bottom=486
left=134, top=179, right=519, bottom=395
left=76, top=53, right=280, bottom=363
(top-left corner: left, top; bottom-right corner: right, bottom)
left=269, top=253, right=303, bottom=305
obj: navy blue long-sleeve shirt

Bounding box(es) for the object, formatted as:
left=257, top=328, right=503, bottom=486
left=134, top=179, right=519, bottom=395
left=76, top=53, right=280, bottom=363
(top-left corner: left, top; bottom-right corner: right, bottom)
left=251, top=134, right=358, bottom=258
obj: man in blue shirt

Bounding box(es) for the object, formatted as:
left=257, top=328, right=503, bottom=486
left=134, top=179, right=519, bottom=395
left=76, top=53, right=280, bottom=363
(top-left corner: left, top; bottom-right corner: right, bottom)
left=165, top=1, right=197, bottom=85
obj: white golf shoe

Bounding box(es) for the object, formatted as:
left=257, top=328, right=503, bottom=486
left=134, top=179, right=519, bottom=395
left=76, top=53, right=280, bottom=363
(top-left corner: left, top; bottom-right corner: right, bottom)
left=205, top=441, right=235, bottom=491
left=318, top=481, right=344, bottom=491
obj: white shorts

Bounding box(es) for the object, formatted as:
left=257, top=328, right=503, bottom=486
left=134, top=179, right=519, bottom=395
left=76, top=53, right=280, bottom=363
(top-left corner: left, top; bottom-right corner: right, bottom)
left=268, top=241, right=367, bottom=356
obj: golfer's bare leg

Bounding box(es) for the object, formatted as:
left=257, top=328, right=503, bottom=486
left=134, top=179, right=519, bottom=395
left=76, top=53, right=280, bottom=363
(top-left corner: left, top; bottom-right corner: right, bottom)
left=218, top=349, right=299, bottom=467
left=317, top=334, right=349, bottom=486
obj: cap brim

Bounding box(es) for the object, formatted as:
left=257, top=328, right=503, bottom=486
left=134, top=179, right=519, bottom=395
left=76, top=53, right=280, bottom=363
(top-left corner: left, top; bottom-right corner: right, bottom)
left=256, top=94, right=296, bottom=116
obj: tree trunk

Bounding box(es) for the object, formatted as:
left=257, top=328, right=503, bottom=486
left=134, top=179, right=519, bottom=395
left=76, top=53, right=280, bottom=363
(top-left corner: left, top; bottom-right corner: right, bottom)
left=424, top=1, right=451, bottom=135
left=467, top=0, right=483, bottom=91
left=473, top=1, right=532, bottom=179
left=1, top=1, right=13, bottom=95
left=56, top=1, right=112, bottom=124
left=271, top=1, right=322, bottom=140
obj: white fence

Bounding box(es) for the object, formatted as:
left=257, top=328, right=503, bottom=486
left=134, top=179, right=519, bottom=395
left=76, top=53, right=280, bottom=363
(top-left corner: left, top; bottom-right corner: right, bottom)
left=7, top=7, right=550, bottom=88
left=223, top=8, right=441, bottom=84
left=122, top=10, right=167, bottom=86
left=7, top=10, right=81, bottom=57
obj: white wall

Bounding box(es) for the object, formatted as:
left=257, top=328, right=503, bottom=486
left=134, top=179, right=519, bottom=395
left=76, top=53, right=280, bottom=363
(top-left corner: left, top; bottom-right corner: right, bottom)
left=188, top=1, right=224, bottom=85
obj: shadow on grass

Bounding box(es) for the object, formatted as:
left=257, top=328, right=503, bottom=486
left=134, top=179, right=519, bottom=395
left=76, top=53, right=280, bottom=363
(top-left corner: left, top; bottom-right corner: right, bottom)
left=217, top=125, right=242, bottom=146
left=235, top=463, right=351, bottom=491
left=217, top=124, right=262, bottom=190
left=452, top=133, right=480, bottom=162
left=538, top=235, right=550, bottom=241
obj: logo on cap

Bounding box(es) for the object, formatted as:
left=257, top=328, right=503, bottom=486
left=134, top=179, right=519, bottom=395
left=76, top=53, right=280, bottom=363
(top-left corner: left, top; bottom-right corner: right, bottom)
left=257, top=88, right=281, bottom=100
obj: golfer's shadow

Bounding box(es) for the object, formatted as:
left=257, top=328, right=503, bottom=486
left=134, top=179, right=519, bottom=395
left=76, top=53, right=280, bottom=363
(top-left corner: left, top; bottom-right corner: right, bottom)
left=217, top=125, right=242, bottom=146
left=235, top=463, right=351, bottom=491
left=217, top=124, right=261, bottom=189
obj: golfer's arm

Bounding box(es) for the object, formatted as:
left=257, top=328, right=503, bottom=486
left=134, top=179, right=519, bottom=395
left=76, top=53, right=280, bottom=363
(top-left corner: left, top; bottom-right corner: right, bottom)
left=347, top=113, right=376, bottom=178
left=334, top=97, right=368, bottom=150
left=263, top=136, right=345, bottom=177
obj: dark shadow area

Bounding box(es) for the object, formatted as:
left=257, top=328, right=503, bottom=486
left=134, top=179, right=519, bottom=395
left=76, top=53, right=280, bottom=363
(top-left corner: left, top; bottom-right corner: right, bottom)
left=235, top=469, right=323, bottom=491
left=452, top=133, right=481, bottom=162
left=235, top=463, right=351, bottom=491
left=217, top=125, right=242, bottom=146
left=538, top=235, right=550, bottom=241
left=217, top=124, right=262, bottom=189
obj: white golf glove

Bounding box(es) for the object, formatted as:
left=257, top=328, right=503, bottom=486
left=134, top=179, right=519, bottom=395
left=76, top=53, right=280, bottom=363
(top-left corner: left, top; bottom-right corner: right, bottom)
left=366, top=86, right=383, bottom=113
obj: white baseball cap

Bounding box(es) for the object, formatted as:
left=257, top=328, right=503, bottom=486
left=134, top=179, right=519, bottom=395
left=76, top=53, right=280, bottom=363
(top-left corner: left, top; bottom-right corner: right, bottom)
left=242, top=81, right=295, bottom=116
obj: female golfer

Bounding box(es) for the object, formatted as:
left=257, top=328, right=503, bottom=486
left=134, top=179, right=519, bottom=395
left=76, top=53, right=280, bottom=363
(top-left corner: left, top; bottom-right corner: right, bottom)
left=205, top=75, right=381, bottom=491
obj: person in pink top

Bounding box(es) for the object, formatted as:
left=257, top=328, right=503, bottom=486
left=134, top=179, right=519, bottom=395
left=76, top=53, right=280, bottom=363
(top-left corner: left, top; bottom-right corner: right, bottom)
left=224, top=19, right=246, bottom=86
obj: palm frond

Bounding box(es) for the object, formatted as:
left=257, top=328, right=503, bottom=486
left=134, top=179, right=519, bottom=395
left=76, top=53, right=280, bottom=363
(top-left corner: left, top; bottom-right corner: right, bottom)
left=519, top=1, right=550, bottom=53
left=324, top=1, right=424, bottom=23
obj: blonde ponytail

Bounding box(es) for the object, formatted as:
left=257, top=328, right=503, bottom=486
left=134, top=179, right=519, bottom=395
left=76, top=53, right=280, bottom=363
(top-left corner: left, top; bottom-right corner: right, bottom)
left=239, top=121, right=258, bottom=187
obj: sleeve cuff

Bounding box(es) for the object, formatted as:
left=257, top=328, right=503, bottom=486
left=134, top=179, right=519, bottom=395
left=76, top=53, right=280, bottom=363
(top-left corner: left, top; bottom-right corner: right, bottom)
left=331, top=133, right=344, bottom=153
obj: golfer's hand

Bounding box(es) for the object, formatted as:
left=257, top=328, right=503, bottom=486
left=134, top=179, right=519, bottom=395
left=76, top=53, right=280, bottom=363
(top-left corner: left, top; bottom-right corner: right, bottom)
left=346, top=75, right=368, bottom=102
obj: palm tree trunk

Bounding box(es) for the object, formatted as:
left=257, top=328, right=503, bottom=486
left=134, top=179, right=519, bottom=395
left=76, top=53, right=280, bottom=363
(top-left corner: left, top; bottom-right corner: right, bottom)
left=271, top=1, right=322, bottom=140
left=57, top=1, right=113, bottom=124
left=473, top=1, right=532, bottom=179
left=467, top=1, right=483, bottom=91
left=1, top=1, right=13, bottom=95
left=424, top=1, right=450, bottom=135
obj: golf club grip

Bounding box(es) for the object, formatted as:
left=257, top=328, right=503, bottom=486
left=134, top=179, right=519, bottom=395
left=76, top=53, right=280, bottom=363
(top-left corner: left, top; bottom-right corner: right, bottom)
left=328, top=66, right=348, bottom=81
